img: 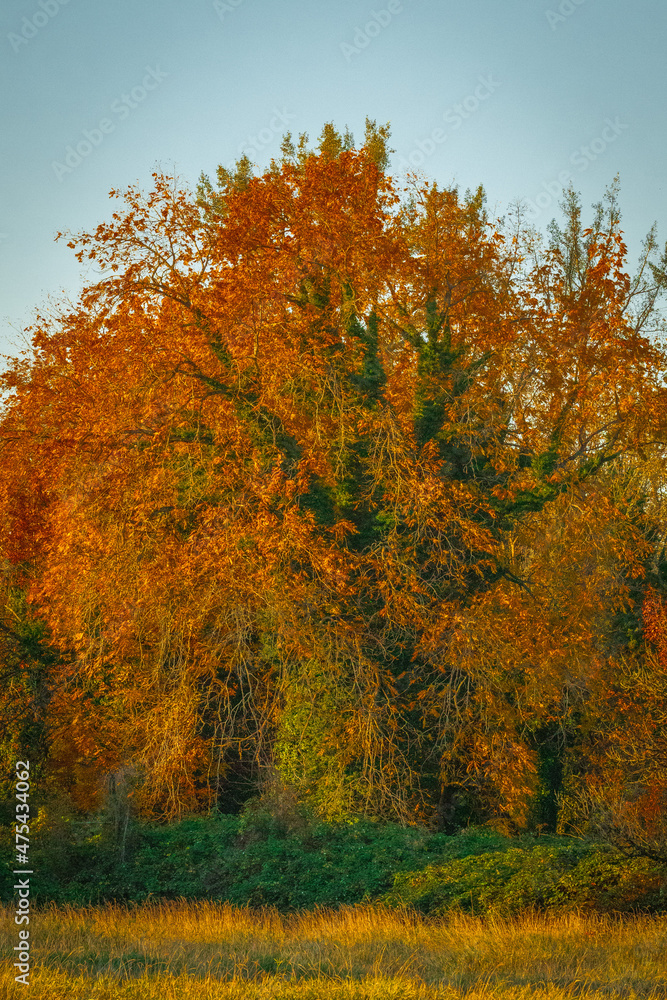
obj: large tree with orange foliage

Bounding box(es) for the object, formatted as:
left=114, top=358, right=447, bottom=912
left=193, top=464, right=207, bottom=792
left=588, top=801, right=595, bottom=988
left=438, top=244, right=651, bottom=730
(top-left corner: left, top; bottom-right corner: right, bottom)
left=1, top=121, right=666, bottom=834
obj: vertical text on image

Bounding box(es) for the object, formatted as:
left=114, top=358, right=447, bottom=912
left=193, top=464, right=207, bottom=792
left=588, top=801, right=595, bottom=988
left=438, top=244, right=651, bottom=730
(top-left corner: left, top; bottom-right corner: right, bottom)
left=13, top=760, right=31, bottom=987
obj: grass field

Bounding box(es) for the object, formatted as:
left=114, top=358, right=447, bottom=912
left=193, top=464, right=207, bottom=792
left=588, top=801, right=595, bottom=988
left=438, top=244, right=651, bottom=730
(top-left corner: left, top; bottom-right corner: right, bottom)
left=2, top=901, right=667, bottom=999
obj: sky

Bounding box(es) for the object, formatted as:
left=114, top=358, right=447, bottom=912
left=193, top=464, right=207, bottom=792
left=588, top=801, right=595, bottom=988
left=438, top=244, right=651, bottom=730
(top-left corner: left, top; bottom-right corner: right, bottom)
left=1, top=0, right=665, bottom=359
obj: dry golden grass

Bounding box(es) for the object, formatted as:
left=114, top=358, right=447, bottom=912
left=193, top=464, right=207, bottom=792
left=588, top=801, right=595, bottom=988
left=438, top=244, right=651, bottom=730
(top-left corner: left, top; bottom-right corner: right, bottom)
left=1, top=901, right=666, bottom=999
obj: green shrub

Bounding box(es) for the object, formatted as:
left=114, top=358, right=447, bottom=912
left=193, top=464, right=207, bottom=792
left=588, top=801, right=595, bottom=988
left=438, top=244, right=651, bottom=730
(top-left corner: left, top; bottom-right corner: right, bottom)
left=382, top=839, right=667, bottom=915
left=2, top=804, right=666, bottom=915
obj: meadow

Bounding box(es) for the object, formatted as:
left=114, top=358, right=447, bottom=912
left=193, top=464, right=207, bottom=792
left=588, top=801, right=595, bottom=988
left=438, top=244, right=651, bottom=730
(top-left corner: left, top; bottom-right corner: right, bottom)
left=1, top=900, right=666, bottom=999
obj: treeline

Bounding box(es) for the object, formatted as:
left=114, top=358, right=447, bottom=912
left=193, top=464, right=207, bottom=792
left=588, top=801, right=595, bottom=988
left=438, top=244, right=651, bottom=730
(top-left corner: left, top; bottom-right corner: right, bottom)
left=1, top=121, right=667, bottom=856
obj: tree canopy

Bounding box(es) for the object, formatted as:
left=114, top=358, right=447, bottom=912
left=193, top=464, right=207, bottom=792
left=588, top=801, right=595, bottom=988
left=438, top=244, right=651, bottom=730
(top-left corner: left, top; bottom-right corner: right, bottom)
left=2, top=120, right=667, bottom=850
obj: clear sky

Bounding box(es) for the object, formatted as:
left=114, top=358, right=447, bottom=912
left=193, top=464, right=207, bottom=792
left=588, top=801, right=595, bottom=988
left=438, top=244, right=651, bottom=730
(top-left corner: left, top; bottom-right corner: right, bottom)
left=1, top=0, right=665, bottom=357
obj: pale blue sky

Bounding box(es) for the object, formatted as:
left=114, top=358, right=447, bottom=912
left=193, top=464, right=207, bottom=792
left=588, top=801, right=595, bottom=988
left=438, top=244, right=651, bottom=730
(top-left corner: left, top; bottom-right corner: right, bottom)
left=1, top=0, right=665, bottom=356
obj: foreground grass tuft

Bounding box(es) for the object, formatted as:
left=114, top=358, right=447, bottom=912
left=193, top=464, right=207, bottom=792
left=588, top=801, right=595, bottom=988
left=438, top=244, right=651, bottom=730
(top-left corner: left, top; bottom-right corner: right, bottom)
left=1, top=901, right=666, bottom=998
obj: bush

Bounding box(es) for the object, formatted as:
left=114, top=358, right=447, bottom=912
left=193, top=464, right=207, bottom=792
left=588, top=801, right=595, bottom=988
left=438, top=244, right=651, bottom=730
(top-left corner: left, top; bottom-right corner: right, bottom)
left=382, top=838, right=667, bottom=915
left=2, top=802, right=666, bottom=915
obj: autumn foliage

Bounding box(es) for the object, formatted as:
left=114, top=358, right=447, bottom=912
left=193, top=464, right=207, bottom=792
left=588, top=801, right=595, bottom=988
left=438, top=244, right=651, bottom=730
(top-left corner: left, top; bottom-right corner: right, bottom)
left=1, top=122, right=667, bottom=848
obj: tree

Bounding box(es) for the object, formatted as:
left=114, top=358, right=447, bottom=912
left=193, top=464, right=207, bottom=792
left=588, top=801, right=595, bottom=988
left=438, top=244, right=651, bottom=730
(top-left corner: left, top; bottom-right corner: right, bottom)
left=1, top=122, right=666, bottom=827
